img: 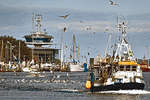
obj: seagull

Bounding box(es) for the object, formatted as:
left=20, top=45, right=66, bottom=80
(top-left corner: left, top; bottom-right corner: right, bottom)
left=63, top=27, right=67, bottom=32
left=104, top=28, right=109, bottom=33
left=86, top=26, right=92, bottom=30
left=109, top=0, right=119, bottom=6
left=93, top=32, right=96, bottom=34
left=59, top=14, right=70, bottom=19
left=80, top=20, right=84, bottom=23
left=57, top=75, right=60, bottom=78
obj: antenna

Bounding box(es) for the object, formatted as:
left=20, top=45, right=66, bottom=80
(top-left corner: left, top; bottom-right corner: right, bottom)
left=19, top=40, right=21, bottom=64
left=35, top=14, right=42, bottom=33
left=77, top=45, right=80, bottom=62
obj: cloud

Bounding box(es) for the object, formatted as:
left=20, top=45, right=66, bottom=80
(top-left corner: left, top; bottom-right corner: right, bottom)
left=0, top=2, right=150, bottom=41
left=126, top=21, right=150, bottom=33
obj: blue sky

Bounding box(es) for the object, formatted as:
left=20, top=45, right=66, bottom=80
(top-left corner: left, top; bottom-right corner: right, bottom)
left=0, top=0, right=150, bottom=61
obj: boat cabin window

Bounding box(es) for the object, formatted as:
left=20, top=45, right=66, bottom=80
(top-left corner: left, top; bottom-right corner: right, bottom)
left=115, top=78, right=123, bottom=83
left=126, top=65, right=130, bottom=71
left=119, top=65, right=137, bottom=71
left=132, top=66, right=137, bottom=71
left=120, top=66, right=124, bottom=71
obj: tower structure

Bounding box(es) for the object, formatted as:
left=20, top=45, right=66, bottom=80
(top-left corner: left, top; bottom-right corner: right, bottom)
left=24, top=14, right=59, bottom=64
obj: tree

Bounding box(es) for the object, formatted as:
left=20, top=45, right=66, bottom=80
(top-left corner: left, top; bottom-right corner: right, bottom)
left=0, top=36, right=32, bottom=63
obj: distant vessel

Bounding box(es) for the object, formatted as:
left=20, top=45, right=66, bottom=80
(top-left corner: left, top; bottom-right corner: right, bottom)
left=69, top=63, right=83, bottom=72
left=138, top=57, right=150, bottom=72
left=86, top=21, right=145, bottom=92
left=22, top=67, right=32, bottom=72
left=69, top=34, right=83, bottom=72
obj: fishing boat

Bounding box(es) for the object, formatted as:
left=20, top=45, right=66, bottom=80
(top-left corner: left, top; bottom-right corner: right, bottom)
left=85, top=21, right=145, bottom=92
left=140, top=64, right=150, bottom=72
left=68, top=34, right=83, bottom=72
left=138, top=58, right=150, bottom=72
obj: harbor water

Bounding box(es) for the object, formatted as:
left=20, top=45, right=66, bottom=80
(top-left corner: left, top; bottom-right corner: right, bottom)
left=0, top=72, right=150, bottom=100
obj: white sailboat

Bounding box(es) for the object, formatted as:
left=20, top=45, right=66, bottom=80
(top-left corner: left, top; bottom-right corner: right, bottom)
left=69, top=34, right=83, bottom=72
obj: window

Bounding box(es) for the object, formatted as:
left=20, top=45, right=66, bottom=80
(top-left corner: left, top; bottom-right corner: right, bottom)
left=132, top=66, right=137, bottom=71
left=120, top=66, right=124, bottom=71
left=126, top=65, right=130, bottom=71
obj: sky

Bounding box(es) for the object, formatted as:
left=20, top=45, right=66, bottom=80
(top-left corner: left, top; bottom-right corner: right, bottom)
left=0, top=0, right=150, bottom=61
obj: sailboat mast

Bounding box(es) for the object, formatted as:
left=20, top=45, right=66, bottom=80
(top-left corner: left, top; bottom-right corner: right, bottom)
left=32, top=13, right=34, bottom=60
left=104, top=33, right=112, bottom=57
left=19, top=40, right=20, bottom=63
left=73, top=34, right=76, bottom=60
left=0, top=40, right=3, bottom=62
left=77, top=45, right=80, bottom=62
left=60, top=30, right=64, bottom=67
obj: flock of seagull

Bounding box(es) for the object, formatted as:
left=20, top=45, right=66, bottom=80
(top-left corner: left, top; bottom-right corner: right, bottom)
left=58, top=0, right=119, bottom=34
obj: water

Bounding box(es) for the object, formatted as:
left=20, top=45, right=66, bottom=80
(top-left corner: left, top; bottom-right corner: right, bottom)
left=0, top=72, right=150, bottom=100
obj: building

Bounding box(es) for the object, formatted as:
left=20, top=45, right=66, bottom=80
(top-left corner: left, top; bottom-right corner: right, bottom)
left=24, top=14, right=59, bottom=64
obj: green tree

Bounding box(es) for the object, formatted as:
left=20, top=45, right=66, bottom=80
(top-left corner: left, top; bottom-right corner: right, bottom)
left=0, top=36, right=32, bottom=63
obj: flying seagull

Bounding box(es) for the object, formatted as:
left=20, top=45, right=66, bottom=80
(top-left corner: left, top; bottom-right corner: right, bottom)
left=86, top=26, right=92, bottom=30
left=59, top=14, right=70, bottom=19
left=63, top=27, right=67, bottom=32
left=109, top=0, right=119, bottom=6
left=92, top=32, right=96, bottom=34
left=80, top=20, right=84, bottom=23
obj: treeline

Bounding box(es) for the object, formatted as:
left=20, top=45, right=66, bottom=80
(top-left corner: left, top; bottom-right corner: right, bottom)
left=0, top=36, right=32, bottom=63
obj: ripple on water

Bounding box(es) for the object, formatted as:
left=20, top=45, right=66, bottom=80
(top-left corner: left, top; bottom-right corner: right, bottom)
left=0, top=72, right=150, bottom=100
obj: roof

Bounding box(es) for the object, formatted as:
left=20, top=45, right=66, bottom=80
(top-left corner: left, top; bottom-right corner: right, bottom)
left=118, top=61, right=138, bottom=66
left=24, top=33, right=53, bottom=39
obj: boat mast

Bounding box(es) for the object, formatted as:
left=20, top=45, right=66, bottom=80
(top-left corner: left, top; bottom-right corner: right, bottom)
left=104, top=33, right=112, bottom=57
left=32, top=13, right=34, bottom=60
left=145, top=46, right=150, bottom=67
left=77, top=45, right=80, bottom=62
left=60, top=29, right=64, bottom=67
left=19, top=40, right=20, bottom=63
left=73, top=34, right=76, bottom=62
left=0, top=40, right=4, bottom=62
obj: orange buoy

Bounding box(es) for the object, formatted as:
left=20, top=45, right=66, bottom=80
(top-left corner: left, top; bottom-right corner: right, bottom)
left=85, top=80, right=91, bottom=89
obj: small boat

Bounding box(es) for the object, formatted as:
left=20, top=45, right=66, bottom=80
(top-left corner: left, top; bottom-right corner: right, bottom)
left=22, top=64, right=39, bottom=72
left=68, top=34, right=83, bottom=72
left=22, top=67, right=32, bottom=72
left=85, top=21, right=145, bottom=92
left=69, top=63, right=83, bottom=72
left=138, top=57, right=150, bottom=72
